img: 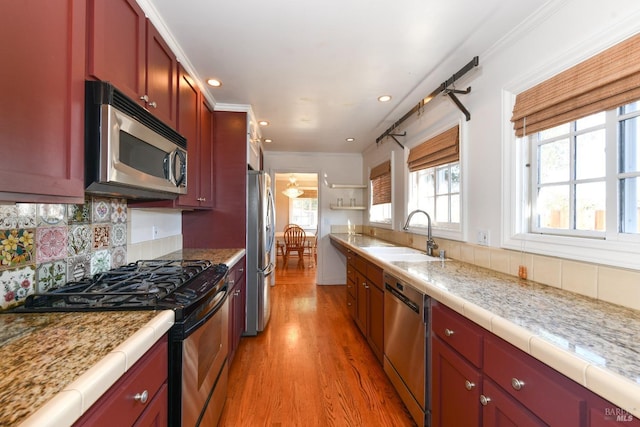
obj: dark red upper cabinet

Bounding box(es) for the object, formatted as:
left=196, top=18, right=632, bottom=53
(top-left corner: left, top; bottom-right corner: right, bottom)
left=0, top=0, right=86, bottom=203
left=87, top=0, right=177, bottom=128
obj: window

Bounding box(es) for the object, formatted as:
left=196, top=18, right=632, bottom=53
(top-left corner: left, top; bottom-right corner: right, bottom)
left=525, top=100, right=640, bottom=239
left=289, top=196, right=317, bottom=230
left=369, top=160, right=392, bottom=224
left=531, top=113, right=607, bottom=236
left=407, top=163, right=460, bottom=229
left=505, top=33, right=640, bottom=269
left=407, top=126, right=461, bottom=232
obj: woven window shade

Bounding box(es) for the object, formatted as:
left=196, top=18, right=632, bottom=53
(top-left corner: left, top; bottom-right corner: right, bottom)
left=511, top=33, right=640, bottom=137
left=299, top=189, right=318, bottom=198
left=407, top=126, right=459, bottom=172
left=370, top=160, right=391, bottom=205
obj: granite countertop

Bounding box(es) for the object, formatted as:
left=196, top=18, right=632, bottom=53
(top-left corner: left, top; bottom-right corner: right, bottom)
left=330, top=233, right=640, bottom=418
left=1, top=248, right=245, bottom=427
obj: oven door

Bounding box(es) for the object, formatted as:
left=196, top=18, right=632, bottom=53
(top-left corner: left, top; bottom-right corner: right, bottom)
left=180, top=296, right=229, bottom=426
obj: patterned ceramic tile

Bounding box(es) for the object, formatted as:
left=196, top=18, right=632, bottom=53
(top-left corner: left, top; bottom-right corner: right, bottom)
left=0, top=206, right=17, bottom=229
left=15, top=204, right=36, bottom=228
left=90, top=249, right=112, bottom=275
left=36, top=261, right=66, bottom=292
left=37, top=204, right=66, bottom=226
left=91, top=198, right=111, bottom=223
left=111, top=224, right=126, bottom=247
left=36, top=226, right=68, bottom=263
left=110, top=199, right=127, bottom=223
left=68, top=200, right=91, bottom=224
left=92, top=224, right=111, bottom=250
left=0, top=266, right=35, bottom=310
left=111, top=246, right=127, bottom=269
left=0, top=229, right=35, bottom=271
left=66, top=255, right=90, bottom=282
left=67, top=225, right=91, bottom=256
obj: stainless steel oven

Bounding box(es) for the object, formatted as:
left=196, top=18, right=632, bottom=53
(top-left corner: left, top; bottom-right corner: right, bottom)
left=85, top=80, right=188, bottom=199
left=10, top=260, right=230, bottom=427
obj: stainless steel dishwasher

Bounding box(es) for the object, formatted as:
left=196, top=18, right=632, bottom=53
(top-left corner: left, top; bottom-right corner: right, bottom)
left=383, top=272, right=429, bottom=427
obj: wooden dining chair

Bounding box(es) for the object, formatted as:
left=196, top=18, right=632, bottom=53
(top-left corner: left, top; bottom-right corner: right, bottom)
left=305, top=229, right=318, bottom=264
left=283, top=225, right=306, bottom=266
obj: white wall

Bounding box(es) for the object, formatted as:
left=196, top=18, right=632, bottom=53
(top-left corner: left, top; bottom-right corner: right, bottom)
left=264, top=151, right=363, bottom=284
left=363, top=0, right=640, bottom=251
left=126, top=208, right=183, bottom=261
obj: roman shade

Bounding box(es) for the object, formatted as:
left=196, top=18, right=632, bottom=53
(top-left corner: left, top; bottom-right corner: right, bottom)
left=511, top=33, right=640, bottom=137
left=407, top=126, right=459, bottom=172
left=370, top=160, right=391, bottom=205
left=300, top=189, right=318, bottom=198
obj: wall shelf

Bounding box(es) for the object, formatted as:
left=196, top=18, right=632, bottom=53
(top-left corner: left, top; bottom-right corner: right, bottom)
left=330, top=204, right=366, bottom=210
left=329, top=183, right=366, bottom=189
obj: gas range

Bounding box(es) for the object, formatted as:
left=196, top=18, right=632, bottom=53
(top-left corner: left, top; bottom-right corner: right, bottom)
left=15, top=260, right=228, bottom=323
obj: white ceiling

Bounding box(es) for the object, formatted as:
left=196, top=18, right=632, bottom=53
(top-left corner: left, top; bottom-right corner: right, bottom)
left=143, top=0, right=548, bottom=154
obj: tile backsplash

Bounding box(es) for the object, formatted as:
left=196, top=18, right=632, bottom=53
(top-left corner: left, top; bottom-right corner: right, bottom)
left=0, top=198, right=127, bottom=310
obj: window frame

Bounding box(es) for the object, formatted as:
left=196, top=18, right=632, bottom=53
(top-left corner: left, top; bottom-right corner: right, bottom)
left=502, top=91, right=640, bottom=270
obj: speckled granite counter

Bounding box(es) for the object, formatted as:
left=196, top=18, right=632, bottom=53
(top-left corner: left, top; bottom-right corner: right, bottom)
left=0, top=248, right=245, bottom=427
left=330, top=233, right=640, bottom=418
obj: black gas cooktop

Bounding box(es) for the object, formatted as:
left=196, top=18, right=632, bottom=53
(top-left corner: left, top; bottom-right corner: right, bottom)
left=14, top=260, right=228, bottom=320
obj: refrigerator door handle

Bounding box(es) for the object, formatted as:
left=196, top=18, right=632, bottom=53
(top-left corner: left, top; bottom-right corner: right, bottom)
left=260, top=262, right=275, bottom=276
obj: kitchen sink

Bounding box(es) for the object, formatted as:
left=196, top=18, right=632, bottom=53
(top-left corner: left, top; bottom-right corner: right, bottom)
left=362, top=246, right=444, bottom=262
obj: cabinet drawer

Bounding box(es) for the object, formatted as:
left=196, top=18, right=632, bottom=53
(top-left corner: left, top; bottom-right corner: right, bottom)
left=355, top=255, right=367, bottom=275
left=484, top=335, right=586, bottom=426
left=346, top=277, right=356, bottom=298
left=347, top=292, right=356, bottom=319
left=366, top=262, right=383, bottom=291
left=432, top=301, right=483, bottom=367
left=347, top=261, right=356, bottom=284
left=74, top=336, right=168, bottom=426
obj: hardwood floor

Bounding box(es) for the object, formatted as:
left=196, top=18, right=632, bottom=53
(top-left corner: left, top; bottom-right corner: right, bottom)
left=218, top=256, right=416, bottom=426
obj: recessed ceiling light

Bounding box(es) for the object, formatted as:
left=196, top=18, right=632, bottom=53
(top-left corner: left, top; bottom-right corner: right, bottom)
left=378, top=95, right=392, bottom=102
left=264, top=139, right=272, bottom=143
left=346, top=137, right=355, bottom=142
left=258, top=120, right=270, bottom=126
left=207, top=78, right=222, bottom=87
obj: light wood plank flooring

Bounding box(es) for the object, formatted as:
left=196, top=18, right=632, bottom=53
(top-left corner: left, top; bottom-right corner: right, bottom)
left=218, top=256, right=416, bottom=426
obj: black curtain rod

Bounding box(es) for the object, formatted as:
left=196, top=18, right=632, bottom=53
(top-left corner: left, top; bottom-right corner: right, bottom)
left=376, top=56, right=479, bottom=145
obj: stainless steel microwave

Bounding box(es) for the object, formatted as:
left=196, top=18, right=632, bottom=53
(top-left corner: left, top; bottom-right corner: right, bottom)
left=85, top=81, right=187, bottom=199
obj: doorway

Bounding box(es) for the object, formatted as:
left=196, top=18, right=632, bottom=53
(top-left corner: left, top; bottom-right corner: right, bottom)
left=274, top=172, right=318, bottom=271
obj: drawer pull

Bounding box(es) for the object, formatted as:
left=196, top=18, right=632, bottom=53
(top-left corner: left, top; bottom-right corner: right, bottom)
left=134, top=390, right=149, bottom=404
left=480, top=395, right=491, bottom=406
left=465, top=380, right=475, bottom=390
left=511, top=378, right=525, bottom=391
left=444, top=328, right=455, bottom=337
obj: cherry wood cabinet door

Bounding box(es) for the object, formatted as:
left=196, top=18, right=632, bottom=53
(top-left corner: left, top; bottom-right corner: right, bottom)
left=176, top=65, right=200, bottom=207
left=355, top=270, right=368, bottom=336
left=145, top=21, right=177, bottom=128
left=431, top=337, right=482, bottom=427
left=197, top=100, right=215, bottom=208
left=132, top=384, right=168, bottom=427
left=368, top=282, right=384, bottom=363
left=87, top=0, right=145, bottom=105
left=481, top=379, right=545, bottom=427
left=0, top=0, right=85, bottom=203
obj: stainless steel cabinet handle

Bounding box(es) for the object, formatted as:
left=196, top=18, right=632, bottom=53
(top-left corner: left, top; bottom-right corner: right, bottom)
left=139, top=94, right=149, bottom=102
left=444, top=328, right=455, bottom=337
left=148, top=101, right=157, bottom=108
left=239, top=268, right=244, bottom=273
left=480, top=395, right=491, bottom=406
left=363, top=282, right=369, bottom=289
left=229, top=280, right=235, bottom=287
left=511, top=378, right=525, bottom=391
left=465, top=380, right=475, bottom=390
left=134, top=390, right=149, bottom=404
left=197, top=197, right=206, bottom=202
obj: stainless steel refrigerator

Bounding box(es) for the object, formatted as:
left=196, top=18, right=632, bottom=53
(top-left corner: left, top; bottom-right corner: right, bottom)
left=245, top=170, right=275, bottom=335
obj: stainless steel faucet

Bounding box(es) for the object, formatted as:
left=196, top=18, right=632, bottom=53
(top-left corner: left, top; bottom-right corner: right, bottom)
left=403, top=209, right=438, bottom=256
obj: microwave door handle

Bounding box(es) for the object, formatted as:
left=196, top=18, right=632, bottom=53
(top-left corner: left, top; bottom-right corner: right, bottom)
left=163, top=151, right=174, bottom=183
left=173, top=149, right=186, bottom=187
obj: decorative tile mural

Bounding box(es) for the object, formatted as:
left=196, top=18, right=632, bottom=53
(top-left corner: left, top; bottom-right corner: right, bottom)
left=0, top=198, right=127, bottom=309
